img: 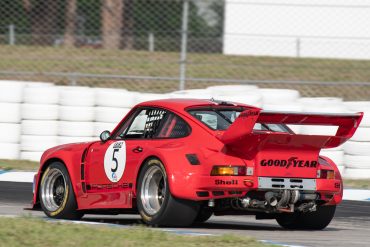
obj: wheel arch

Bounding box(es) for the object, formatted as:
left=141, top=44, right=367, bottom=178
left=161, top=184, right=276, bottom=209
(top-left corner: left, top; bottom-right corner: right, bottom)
left=34, top=157, right=80, bottom=208
left=135, top=155, right=164, bottom=191
left=134, top=151, right=193, bottom=200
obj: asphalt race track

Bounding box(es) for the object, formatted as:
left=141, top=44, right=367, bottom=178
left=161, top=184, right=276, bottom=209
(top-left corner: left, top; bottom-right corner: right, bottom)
left=1, top=181, right=369, bottom=247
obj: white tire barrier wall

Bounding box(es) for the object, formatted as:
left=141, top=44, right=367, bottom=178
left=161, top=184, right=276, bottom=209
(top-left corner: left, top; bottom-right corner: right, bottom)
left=342, top=102, right=370, bottom=179
left=0, top=143, right=20, bottom=160
left=21, top=83, right=60, bottom=162
left=0, top=123, right=21, bottom=143
left=95, top=107, right=131, bottom=123
left=20, top=151, right=44, bottom=162
left=20, top=135, right=58, bottom=152
left=58, top=121, right=95, bottom=137
left=59, top=87, right=95, bottom=107
left=170, top=89, right=213, bottom=100
left=0, top=80, right=369, bottom=179
left=21, top=120, right=58, bottom=136
left=21, top=104, right=59, bottom=120
left=59, top=106, right=95, bottom=122
left=95, top=88, right=137, bottom=108
left=94, top=122, right=117, bottom=137
left=0, top=81, right=24, bottom=103
left=23, top=86, right=59, bottom=104
left=57, top=136, right=96, bottom=145
left=260, top=89, right=300, bottom=105
left=135, top=93, right=168, bottom=104
left=0, top=81, right=23, bottom=159
left=0, top=103, right=21, bottom=123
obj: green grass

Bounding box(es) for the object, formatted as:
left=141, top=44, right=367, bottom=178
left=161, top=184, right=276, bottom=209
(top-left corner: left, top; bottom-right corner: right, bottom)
left=2, top=45, right=370, bottom=82
left=1, top=159, right=369, bottom=189
left=1, top=45, right=370, bottom=98
left=343, top=179, right=370, bottom=190
left=0, top=217, right=271, bottom=247
left=0, top=159, right=39, bottom=171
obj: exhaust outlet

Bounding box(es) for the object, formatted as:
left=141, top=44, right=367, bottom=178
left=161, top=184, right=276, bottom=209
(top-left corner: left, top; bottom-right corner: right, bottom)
left=264, top=192, right=278, bottom=207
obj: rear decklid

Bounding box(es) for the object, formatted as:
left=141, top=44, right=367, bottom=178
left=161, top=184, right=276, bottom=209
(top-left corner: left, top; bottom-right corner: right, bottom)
left=218, top=109, right=363, bottom=178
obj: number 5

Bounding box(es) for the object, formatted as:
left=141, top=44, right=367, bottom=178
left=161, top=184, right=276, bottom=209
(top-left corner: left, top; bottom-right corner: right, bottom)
left=111, top=148, right=119, bottom=172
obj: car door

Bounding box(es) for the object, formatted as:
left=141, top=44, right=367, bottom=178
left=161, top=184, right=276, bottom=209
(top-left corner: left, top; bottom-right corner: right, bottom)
left=83, top=107, right=168, bottom=209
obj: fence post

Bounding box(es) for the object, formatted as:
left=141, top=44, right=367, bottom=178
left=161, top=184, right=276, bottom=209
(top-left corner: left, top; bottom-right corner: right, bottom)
left=148, top=32, right=155, bottom=52
left=8, top=24, right=15, bottom=45
left=296, top=37, right=301, bottom=58
left=179, top=0, right=189, bottom=91
left=69, top=73, right=77, bottom=86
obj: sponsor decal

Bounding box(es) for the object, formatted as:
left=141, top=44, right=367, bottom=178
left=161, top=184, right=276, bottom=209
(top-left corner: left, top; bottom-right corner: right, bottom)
left=239, top=110, right=259, bottom=118
left=104, top=141, right=126, bottom=182
left=260, top=157, right=317, bottom=168
left=215, top=179, right=238, bottom=185
left=87, top=183, right=132, bottom=190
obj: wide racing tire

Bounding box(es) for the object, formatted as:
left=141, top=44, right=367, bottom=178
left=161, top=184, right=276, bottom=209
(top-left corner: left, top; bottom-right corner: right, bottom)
left=276, top=205, right=336, bottom=230
left=194, top=206, right=213, bottom=223
left=137, top=158, right=200, bottom=227
left=39, top=162, right=83, bottom=220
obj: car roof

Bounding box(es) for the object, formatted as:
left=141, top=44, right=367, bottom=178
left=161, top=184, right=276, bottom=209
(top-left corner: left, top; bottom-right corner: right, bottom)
left=137, top=98, right=258, bottom=112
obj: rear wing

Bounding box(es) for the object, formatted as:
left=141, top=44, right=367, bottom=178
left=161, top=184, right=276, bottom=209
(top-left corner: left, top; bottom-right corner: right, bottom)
left=220, top=109, right=363, bottom=149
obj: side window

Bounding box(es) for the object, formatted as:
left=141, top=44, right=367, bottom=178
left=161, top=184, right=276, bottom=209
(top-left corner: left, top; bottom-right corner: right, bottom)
left=122, top=109, right=166, bottom=139
left=115, top=108, right=191, bottom=139
left=155, top=113, right=191, bottom=138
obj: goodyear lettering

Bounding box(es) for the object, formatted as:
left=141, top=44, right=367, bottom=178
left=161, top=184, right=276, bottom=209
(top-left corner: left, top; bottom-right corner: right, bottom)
left=260, top=157, right=317, bottom=168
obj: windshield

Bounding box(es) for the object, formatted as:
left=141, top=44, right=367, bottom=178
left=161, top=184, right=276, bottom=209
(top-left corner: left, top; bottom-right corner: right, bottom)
left=188, top=108, right=290, bottom=132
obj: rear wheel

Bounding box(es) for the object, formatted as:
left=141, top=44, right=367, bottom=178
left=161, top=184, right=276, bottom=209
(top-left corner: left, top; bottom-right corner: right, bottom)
left=276, top=205, right=336, bottom=230
left=195, top=207, right=213, bottom=223
left=137, top=158, right=200, bottom=227
left=39, top=162, right=83, bottom=220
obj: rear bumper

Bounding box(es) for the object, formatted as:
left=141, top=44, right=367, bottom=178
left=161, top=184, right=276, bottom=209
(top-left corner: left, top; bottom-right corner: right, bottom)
left=171, top=175, right=342, bottom=203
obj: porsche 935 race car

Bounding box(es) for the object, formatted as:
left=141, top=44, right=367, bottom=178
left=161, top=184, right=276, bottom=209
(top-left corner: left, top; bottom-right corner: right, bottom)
left=32, top=99, right=363, bottom=229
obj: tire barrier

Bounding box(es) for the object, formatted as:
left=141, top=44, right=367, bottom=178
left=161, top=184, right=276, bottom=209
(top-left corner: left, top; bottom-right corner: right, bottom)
left=58, top=121, right=95, bottom=137
left=95, top=107, right=130, bottom=123
left=59, top=106, right=95, bottom=122
left=0, top=80, right=369, bottom=179
left=95, top=88, right=137, bottom=108
left=0, top=143, right=20, bottom=159
left=21, top=104, right=59, bottom=120
left=21, top=120, right=59, bottom=136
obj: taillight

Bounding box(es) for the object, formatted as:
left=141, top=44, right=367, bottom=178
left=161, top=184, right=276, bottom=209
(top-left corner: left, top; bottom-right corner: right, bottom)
left=211, top=166, right=246, bottom=176
left=317, top=169, right=335, bottom=179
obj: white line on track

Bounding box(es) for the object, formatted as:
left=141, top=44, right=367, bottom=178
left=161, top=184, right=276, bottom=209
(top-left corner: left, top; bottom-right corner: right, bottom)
left=261, top=240, right=308, bottom=247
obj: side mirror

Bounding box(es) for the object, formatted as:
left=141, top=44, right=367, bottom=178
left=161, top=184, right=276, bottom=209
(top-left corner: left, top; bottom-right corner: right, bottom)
left=100, top=130, right=111, bottom=143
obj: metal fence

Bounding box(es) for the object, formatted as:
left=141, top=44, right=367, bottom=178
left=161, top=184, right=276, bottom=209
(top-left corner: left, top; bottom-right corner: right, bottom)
left=1, top=0, right=370, bottom=100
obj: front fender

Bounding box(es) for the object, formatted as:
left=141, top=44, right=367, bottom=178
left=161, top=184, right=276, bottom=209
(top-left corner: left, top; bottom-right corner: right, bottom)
left=33, top=143, right=94, bottom=208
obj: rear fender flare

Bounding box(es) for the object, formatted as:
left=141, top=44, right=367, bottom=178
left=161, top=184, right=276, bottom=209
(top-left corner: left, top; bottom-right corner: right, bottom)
left=319, top=155, right=343, bottom=205
left=134, top=151, right=196, bottom=200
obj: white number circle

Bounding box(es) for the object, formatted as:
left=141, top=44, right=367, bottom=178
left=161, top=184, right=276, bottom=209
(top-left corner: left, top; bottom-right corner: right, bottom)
left=104, top=141, right=126, bottom=182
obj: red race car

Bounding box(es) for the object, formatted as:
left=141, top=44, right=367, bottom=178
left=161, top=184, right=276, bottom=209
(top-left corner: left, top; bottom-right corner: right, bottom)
left=32, top=99, right=363, bottom=229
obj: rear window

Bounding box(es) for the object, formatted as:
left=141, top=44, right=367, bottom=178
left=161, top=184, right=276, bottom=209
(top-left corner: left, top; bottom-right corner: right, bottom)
left=188, top=108, right=290, bottom=132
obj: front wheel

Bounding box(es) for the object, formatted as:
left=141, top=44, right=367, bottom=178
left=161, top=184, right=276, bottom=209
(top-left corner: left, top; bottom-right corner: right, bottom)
left=137, top=158, right=199, bottom=227
left=276, top=205, right=336, bottom=230
left=39, top=162, right=83, bottom=220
